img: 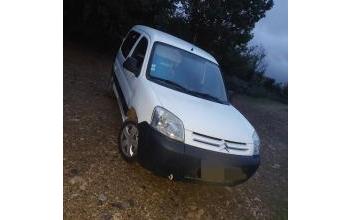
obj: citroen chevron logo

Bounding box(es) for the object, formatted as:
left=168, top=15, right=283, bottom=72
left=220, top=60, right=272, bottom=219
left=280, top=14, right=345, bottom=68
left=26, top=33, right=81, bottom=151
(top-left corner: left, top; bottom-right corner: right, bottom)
left=220, top=141, right=230, bottom=152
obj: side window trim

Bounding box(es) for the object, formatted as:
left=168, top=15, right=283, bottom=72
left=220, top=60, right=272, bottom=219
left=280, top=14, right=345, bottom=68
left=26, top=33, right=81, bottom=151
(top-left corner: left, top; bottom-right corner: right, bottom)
left=121, top=30, right=141, bottom=58
left=127, top=35, right=143, bottom=58
left=127, top=34, right=150, bottom=77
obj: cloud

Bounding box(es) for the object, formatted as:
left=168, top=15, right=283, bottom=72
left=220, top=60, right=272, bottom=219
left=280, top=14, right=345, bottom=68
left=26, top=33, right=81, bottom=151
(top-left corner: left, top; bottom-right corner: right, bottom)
left=250, top=0, right=288, bottom=83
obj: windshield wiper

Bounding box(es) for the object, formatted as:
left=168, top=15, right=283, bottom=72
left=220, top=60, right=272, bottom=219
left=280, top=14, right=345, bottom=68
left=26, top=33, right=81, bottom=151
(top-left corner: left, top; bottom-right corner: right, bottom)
left=151, top=77, right=190, bottom=92
left=187, top=90, right=226, bottom=104
left=151, top=77, right=227, bottom=104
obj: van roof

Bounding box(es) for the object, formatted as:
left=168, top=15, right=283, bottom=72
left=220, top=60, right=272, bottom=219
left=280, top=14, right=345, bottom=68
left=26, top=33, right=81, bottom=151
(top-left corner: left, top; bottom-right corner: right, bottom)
left=132, top=25, right=218, bottom=65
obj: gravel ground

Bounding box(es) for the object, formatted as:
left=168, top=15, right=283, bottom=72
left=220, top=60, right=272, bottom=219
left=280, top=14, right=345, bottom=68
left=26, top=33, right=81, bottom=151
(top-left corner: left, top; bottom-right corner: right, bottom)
left=63, top=42, right=288, bottom=220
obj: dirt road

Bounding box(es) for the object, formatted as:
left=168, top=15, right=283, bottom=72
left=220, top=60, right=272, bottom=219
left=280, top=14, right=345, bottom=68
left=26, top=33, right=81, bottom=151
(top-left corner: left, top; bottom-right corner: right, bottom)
left=64, top=42, right=288, bottom=219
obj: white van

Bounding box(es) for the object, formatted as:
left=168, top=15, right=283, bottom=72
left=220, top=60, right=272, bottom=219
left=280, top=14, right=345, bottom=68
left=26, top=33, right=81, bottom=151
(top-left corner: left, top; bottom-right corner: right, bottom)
left=111, top=25, right=260, bottom=185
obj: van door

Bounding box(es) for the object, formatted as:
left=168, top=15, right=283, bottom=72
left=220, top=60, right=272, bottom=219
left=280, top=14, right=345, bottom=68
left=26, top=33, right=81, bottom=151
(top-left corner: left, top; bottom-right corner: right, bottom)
left=114, top=30, right=140, bottom=106
left=125, top=36, right=149, bottom=101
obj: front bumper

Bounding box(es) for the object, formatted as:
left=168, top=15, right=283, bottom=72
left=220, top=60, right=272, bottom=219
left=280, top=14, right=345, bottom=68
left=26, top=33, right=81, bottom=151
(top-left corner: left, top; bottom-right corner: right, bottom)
left=137, top=122, right=260, bottom=185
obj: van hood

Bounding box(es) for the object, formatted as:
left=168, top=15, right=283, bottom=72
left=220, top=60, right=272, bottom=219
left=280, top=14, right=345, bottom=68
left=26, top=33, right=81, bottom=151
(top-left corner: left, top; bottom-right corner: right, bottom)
left=148, top=82, right=255, bottom=144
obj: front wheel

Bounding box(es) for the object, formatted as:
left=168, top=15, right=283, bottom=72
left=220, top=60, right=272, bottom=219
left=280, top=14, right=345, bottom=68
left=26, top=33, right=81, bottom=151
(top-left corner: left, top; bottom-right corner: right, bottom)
left=118, top=121, right=139, bottom=162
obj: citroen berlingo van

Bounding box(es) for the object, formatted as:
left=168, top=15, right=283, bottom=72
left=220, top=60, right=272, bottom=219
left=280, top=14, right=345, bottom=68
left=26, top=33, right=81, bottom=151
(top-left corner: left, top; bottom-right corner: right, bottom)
left=111, top=25, right=260, bottom=185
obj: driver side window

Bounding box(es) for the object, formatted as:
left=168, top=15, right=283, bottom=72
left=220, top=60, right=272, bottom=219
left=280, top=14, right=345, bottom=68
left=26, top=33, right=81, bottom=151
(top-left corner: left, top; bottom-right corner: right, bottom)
left=130, top=37, right=148, bottom=76
left=121, top=31, right=140, bottom=58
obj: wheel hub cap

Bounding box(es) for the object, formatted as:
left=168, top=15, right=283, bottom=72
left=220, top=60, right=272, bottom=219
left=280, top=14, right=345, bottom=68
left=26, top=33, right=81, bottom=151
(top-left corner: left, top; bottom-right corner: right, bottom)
left=121, top=124, right=138, bottom=157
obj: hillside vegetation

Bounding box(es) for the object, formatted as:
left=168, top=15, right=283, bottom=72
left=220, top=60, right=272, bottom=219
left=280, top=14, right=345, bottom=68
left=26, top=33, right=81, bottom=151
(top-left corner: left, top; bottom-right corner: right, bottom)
left=64, top=0, right=287, bottom=102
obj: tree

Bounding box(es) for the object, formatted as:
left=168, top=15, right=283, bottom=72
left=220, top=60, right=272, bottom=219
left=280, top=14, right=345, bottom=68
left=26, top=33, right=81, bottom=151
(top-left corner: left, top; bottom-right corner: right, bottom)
left=263, top=77, right=276, bottom=90
left=64, top=0, right=273, bottom=80
left=282, top=83, right=288, bottom=97
left=171, top=0, right=273, bottom=79
left=64, top=0, right=176, bottom=48
left=247, top=45, right=267, bottom=76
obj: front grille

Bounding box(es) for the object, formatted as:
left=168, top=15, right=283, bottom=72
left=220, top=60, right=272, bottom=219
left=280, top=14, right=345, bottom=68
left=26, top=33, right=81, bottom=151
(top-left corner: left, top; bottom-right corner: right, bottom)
left=191, top=132, right=249, bottom=153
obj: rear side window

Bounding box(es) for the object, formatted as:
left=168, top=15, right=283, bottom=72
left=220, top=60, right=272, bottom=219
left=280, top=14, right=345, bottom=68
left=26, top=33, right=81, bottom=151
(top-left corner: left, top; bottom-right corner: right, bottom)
left=121, top=31, right=140, bottom=57
left=131, top=37, right=148, bottom=75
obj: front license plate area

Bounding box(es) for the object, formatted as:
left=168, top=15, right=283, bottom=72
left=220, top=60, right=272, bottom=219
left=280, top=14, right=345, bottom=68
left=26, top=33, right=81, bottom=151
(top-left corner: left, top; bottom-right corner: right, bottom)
left=201, top=160, right=225, bottom=182
left=200, top=160, right=247, bottom=184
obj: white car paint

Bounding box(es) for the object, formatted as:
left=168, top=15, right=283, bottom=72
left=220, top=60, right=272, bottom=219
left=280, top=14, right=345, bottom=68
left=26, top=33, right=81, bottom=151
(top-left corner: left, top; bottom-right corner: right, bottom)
left=113, top=25, right=257, bottom=156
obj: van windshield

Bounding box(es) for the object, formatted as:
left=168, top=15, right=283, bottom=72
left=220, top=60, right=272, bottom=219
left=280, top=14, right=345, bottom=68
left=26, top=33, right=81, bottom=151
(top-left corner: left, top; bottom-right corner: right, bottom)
left=147, top=42, right=228, bottom=104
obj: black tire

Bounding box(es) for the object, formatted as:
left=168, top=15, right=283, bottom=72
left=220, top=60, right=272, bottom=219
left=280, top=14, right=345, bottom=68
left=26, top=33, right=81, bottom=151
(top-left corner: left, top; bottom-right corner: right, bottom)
left=118, top=120, right=139, bottom=162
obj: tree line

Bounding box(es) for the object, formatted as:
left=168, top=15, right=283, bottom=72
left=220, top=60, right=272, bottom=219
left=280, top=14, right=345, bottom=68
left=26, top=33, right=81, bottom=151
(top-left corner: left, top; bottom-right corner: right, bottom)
left=64, top=0, right=287, bottom=101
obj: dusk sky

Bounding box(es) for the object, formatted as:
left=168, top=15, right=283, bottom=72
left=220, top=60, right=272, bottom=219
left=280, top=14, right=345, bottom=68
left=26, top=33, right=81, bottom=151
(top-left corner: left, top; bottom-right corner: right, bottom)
left=250, top=0, right=288, bottom=83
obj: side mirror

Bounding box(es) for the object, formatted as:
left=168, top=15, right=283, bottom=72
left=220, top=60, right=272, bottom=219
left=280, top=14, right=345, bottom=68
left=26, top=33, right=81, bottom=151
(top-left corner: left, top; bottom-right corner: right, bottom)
left=123, top=57, right=139, bottom=76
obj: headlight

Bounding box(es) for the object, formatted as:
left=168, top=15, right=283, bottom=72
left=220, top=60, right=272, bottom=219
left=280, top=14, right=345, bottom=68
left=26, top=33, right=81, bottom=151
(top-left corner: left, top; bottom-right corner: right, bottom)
left=150, top=106, right=184, bottom=142
left=252, top=130, right=260, bottom=155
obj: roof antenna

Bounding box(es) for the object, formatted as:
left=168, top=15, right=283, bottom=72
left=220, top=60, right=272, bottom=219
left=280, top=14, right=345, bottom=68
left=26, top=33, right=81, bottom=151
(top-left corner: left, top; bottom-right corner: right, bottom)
left=191, top=47, right=194, bottom=51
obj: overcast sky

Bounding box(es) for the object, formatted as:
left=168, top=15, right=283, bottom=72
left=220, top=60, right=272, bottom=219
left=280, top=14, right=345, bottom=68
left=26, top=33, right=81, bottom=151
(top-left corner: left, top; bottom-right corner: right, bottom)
left=250, top=0, right=288, bottom=83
